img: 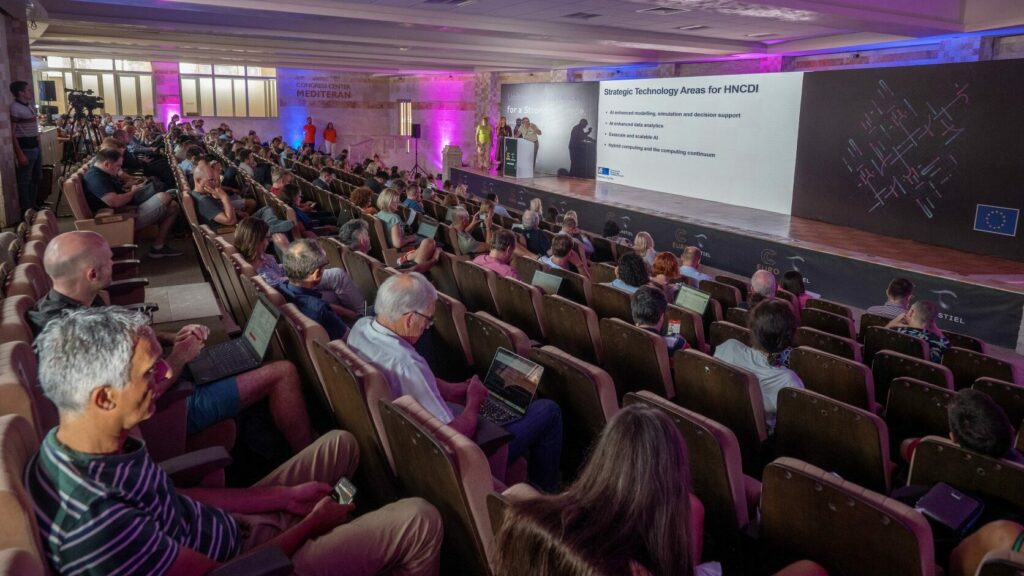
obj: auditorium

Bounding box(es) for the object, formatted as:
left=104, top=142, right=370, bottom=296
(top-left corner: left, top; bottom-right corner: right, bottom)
left=4, top=0, right=1024, bottom=574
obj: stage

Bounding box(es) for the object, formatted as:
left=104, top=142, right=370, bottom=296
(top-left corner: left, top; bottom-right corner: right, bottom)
left=451, top=167, right=1024, bottom=352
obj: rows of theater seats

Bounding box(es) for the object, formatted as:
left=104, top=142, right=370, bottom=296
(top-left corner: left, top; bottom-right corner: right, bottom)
left=217, top=141, right=1024, bottom=573
left=1, top=131, right=1021, bottom=574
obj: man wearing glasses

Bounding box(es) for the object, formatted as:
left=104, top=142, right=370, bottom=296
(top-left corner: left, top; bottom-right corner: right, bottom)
left=348, top=272, right=563, bottom=493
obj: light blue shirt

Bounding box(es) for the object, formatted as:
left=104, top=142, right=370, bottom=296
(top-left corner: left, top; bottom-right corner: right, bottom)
left=679, top=265, right=712, bottom=285
left=346, top=318, right=453, bottom=423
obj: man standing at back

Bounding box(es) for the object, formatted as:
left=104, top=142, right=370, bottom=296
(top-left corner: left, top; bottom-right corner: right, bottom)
left=10, top=80, right=42, bottom=215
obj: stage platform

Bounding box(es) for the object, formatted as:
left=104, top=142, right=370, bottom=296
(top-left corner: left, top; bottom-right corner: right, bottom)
left=452, top=167, right=1024, bottom=352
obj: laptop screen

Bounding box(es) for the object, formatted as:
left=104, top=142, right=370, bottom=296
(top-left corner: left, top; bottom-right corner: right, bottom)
left=531, top=270, right=563, bottom=296
left=417, top=220, right=438, bottom=239
left=244, top=294, right=281, bottom=357
left=674, top=284, right=711, bottom=315
left=483, top=348, right=544, bottom=416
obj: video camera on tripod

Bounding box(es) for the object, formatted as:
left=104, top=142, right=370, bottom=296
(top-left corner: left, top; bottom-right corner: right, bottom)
left=65, top=88, right=104, bottom=118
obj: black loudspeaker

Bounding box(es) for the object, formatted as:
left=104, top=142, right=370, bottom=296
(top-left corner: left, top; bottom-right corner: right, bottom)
left=38, top=80, right=57, bottom=102
left=411, top=123, right=421, bottom=139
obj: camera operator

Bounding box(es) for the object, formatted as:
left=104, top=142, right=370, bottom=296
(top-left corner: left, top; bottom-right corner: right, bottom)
left=10, top=80, right=42, bottom=216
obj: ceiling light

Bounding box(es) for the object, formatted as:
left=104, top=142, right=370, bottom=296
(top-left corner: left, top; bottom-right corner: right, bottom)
left=675, top=24, right=708, bottom=30
left=746, top=32, right=777, bottom=38
left=422, top=0, right=476, bottom=5
left=399, top=46, right=410, bottom=51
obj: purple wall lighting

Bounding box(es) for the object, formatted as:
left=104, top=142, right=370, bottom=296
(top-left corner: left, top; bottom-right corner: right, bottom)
left=152, top=61, right=182, bottom=124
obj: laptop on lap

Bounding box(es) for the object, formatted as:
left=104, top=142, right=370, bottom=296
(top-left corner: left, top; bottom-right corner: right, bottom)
left=187, top=293, right=281, bottom=385
left=674, top=284, right=711, bottom=315
left=478, top=347, right=544, bottom=426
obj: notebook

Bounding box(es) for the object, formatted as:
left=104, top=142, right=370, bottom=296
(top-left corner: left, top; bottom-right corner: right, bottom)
left=187, top=293, right=280, bottom=385
left=531, top=270, right=563, bottom=296
left=478, top=348, right=544, bottom=426
left=674, top=284, right=712, bottom=315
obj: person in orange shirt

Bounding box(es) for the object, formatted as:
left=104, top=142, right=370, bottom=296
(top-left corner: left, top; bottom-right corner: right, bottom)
left=302, top=116, right=316, bottom=152
left=323, top=122, right=338, bottom=156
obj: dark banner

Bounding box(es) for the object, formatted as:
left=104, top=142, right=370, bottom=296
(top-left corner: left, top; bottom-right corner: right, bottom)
left=500, top=82, right=599, bottom=179
left=454, top=168, right=1024, bottom=349
left=793, top=60, right=1024, bottom=261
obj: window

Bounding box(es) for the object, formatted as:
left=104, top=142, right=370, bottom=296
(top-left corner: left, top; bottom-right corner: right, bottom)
left=179, top=63, right=278, bottom=117
left=32, top=55, right=154, bottom=116
left=398, top=100, right=413, bottom=136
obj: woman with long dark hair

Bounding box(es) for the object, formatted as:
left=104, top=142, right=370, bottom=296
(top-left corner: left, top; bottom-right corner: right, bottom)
left=495, top=403, right=718, bottom=576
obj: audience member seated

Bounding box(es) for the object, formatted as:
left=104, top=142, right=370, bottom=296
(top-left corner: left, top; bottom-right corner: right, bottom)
left=679, top=246, right=712, bottom=285
left=270, top=166, right=293, bottom=196
left=529, top=197, right=543, bottom=218
left=366, top=169, right=387, bottom=194
left=605, top=252, right=650, bottom=294
left=472, top=229, right=519, bottom=279
left=650, top=251, right=684, bottom=295
left=951, top=389, right=1024, bottom=462
left=885, top=300, right=950, bottom=362
left=338, top=218, right=372, bottom=253
left=375, top=188, right=421, bottom=250
left=713, top=299, right=803, bottom=432
left=633, top=231, right=656, bottom=268
left=514, top=209, right=550, bottom=256
left=486, top=192, right=513, bottom=219
left=865, top=277, right=916, bottom=319
left=29, top=231, right=314, bottom=450
left=950, top=520, right=1024, bottom=576
left=539, top=233, right=590, bottom=279
left=452, top=206, right=491, bottom=256
left=781, top=270, right=817, bottom=311
left=559, top=216, right=594, bottom=258
left=235, top=148, right=257, bottom=179
left=351, top=186, right=377, bottom=216
left=740, top=269, right=778, bottom=310
left=27, top=306, right=443, bottom=576
left=312, top=166, right=335, bottom=190
left=347, top=273, right=563, bottom=492
left=237, top=218, right=363, bottom=318
left=403, top=184, right=425, bottom=214
left=280, top=182, right=331, bottom=237
left=278, top=239, right=352, bottom=339
left=442, top=193, right=460, bottom=223
left=82, top=148, right=182, bottom=259
left=633, top=286, right=688, bottom=354
left=494, top=403, right=720, bottom=576
left=190, top=160, right=251, bottom=227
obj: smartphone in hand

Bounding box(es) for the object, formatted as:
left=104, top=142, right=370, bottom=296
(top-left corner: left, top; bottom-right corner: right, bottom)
left=330, top=477, right=357, bottom=504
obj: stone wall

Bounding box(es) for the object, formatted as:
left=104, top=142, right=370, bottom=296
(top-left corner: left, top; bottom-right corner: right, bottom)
left=1, top=10, right=33, bottom=226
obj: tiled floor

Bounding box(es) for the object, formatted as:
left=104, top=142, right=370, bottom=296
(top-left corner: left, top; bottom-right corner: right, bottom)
left=148, top=282, right=221, bottom=324
left=466, top=168, right=1024, bottom=289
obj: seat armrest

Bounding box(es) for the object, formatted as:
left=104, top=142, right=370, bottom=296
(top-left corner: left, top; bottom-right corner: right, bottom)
left=160, top=446, right=233, bottom=486
left=112, top=259, right=141, bottom=279
left=110, top=244, right=139, bottom=259
left=106, top=278, right=150, bottom=305
left=209, top=548, right=292, bottom=576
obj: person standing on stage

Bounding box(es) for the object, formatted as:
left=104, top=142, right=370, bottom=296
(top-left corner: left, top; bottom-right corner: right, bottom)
left=11, top=80, right=42, bottom=215
left=568, top=118, right=595, bottom=178
left=302, top=116, right=316, bottom=152
left=323, top=121, right=338, bottom=156
left=495, top=116, right=513, bottom=174
left=519, top=117, right=542, bottom=171
left=475, top=116, right=492, bottom=171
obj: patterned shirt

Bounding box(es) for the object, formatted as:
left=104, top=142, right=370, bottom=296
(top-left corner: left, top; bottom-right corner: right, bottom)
left=892, top=326, right=951, bottom=363
left=26, top=430, right=240, bottom=576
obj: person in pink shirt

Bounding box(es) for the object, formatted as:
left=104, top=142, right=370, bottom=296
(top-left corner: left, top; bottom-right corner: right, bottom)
left=472, top=228, right=519, bottom=279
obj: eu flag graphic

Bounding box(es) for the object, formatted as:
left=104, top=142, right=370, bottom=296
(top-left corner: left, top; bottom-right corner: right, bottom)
left=974, top=205, right=1020, bottom=237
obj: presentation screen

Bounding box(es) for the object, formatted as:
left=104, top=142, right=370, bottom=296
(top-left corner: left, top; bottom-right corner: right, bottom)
left=596, top=73, right=804, bottom=214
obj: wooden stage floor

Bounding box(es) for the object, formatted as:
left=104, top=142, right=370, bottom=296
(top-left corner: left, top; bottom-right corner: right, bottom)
left=461, top=168, right=1024, bottom=293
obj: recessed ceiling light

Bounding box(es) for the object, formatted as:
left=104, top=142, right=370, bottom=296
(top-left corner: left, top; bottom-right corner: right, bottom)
left=675, top=24, right=708, bottom=31
left=637, top=6, right=689, bottom=15
left=422, top=0, right=476, bottom=6
left=399, top=46, right=409, bottom=51
left=563, top=12, right=602, bottom=20
left=746, top=32, right=777, bottom=38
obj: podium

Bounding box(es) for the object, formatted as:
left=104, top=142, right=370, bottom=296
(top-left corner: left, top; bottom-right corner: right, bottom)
left=502, top=137, right=534, bottom=179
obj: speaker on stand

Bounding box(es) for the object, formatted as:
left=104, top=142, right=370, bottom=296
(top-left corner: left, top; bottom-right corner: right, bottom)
left=410, top=123, right=424, bottom=176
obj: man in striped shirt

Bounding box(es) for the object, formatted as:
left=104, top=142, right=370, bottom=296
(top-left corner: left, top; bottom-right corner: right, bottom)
left=864, top=277, right=915, bottom=319
left=27, top=307, right=442, bottom=575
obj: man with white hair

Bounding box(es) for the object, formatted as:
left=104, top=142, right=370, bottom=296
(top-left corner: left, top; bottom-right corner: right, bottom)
left=740, top=269, right=778, bottom=310
left=28, top=230, right=314, bottom=453
left=348, top=273, right=564, bottom=492
left=26, top=306, right=443, bottom=576
left=514, top=209, right=550, bottom=256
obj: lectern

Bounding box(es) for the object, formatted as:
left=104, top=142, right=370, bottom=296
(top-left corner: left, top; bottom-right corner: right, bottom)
left=503, top=137, right=534, bottom=178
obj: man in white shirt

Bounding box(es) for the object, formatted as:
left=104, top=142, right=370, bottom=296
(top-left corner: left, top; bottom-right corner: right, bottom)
left=348, top=273, right=564, bottom=492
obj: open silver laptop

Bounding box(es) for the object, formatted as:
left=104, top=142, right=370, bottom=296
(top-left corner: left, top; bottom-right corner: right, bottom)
left=531, top=270, right=563, bottom=296
left=674, top=284, right=711, bottom=315
left=187, top=293, right=280, bottom=385
left=478, top=347, right=544, bottom=426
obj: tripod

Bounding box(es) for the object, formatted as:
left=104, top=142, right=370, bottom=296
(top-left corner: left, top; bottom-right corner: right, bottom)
left=410, top=135, right=424, bottom=177
left=53, top=118, right=102, bottom=216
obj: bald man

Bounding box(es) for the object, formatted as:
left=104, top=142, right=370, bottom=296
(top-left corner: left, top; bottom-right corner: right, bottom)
left=740, top=269, right=778, bottom=310
left=28, top=231, right=314, bottom=452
